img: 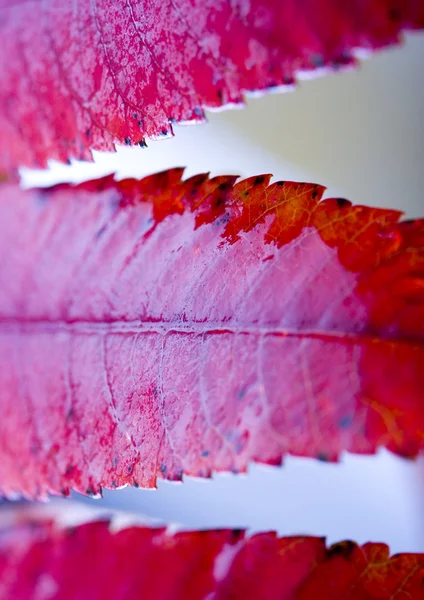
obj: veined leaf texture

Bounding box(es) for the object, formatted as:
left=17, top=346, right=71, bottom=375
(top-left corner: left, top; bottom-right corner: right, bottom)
left=0, top=171, right=422, bottom=498
left=0, top=1, right=423, bottom=173
left=0, top=514, right=423, bottom=599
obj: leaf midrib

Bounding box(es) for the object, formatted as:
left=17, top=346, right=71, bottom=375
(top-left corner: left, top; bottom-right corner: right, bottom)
left=0, top=318, right=420, bottom=348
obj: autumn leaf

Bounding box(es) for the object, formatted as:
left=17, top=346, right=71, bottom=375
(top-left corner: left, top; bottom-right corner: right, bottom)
left=0, top=170, right=423, bottom=499
left=0, top=513, right=423, bottom=599
left=1, top=1, right=423, bottom=174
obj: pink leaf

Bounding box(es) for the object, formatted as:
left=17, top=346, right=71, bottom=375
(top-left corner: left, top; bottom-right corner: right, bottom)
left=0, top=171, right=423, bottom=498
left=0, top=514, right=423, bottom=599
left=0, top=1, right=423, bottom=174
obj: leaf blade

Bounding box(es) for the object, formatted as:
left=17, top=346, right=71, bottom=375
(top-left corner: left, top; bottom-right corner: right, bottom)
left=1, top=1, right=423, bottom=174
left=0, top=172, right=423, bottom=498
left=0, top=514, right=423, bottom=599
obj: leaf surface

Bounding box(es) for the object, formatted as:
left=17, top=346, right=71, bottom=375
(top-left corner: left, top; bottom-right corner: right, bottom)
left=0, top=516, right=423, bottom=599
left=0, top=171, right=423, bottom=498
left=1, top=1, right=423, bottom=174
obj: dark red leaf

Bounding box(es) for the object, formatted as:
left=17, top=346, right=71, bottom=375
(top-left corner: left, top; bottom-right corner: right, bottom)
left=0, top=171, right=423, bottom=498
left=0, top=514, right=423, bottom=599
left=1, top=1, right=423, bottom=174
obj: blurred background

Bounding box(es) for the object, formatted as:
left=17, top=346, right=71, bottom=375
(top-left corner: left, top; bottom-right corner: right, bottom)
left=21, top=33, right=424, bottom=552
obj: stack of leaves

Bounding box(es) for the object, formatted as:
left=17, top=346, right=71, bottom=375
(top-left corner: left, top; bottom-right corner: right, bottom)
left=0, top=1, right=423, bottom=598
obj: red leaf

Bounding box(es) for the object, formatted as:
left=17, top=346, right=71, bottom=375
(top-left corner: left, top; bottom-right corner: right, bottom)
left=1, top=1, right=423, bottom=174
left=0, top=171, right=423, bottom=498
left=0, top=515, right=423, bottom=599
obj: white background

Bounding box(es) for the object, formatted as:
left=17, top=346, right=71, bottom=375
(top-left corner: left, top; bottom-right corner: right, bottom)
left=23, top=33, right=424, bottom=553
